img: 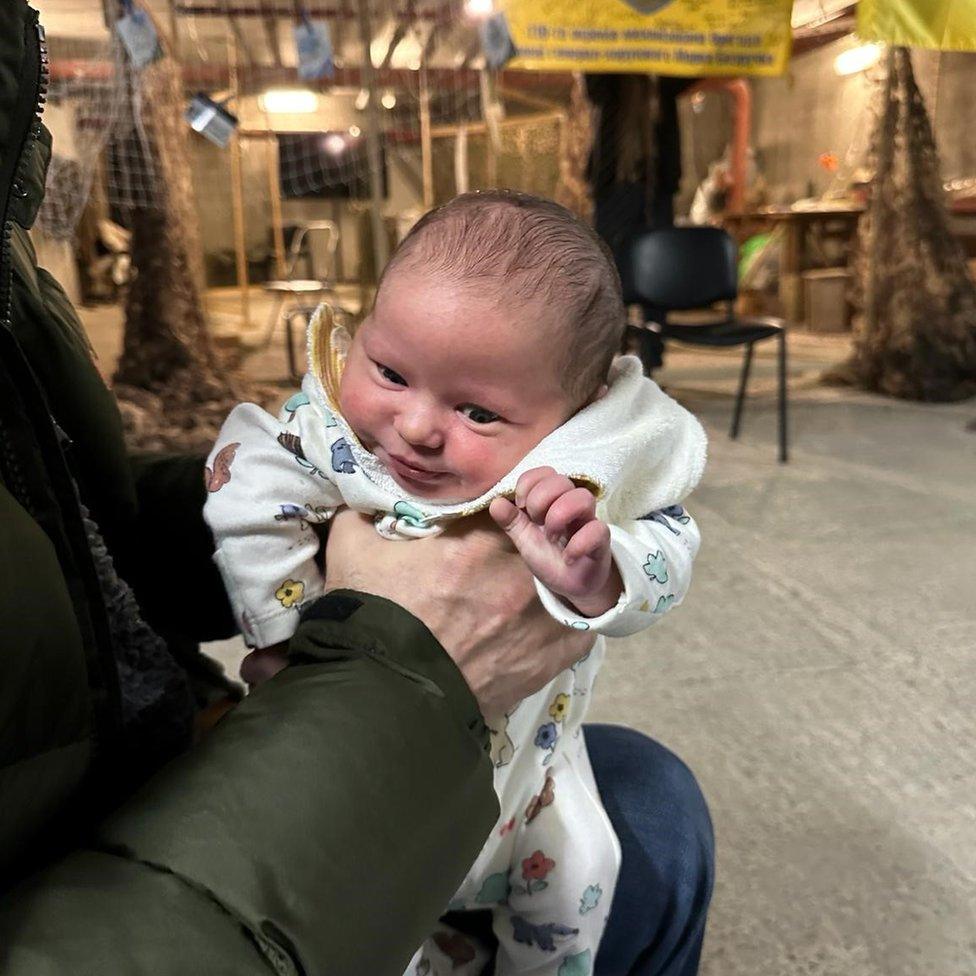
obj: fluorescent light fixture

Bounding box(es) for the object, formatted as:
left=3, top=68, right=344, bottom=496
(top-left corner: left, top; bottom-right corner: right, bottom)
left=464, top=0, right=494, bottom=18
left=381, top=90, right=397, bottom=109
left=834, top=42, right=882, bottom=76
left=259, top=88, right=319, bottom=114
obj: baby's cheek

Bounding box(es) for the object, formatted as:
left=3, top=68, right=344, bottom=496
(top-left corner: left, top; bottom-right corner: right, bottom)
left=338, top=381, right=377, bottom=441
left=453, top=438, right=519, bottom=494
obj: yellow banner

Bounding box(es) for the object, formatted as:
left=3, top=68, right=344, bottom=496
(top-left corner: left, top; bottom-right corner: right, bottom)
left=495, top=0, right=794, bottom=77
left=858, top=0, right=976, bottom=51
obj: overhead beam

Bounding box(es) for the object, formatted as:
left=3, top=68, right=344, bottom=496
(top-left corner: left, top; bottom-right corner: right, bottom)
left=47, top=58, right=575, bottom=94
left=173, top=3, right=453, bottom=20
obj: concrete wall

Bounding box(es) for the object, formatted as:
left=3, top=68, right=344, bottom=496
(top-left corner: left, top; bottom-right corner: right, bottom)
left=677, top=41, right=976, bottom=214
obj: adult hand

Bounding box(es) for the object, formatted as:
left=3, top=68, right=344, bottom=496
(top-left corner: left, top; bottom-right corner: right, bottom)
left=324, top=508, right=595, bottom=716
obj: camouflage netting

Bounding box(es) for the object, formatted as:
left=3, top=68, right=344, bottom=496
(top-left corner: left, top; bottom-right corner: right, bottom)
left=847, top=47, right=976, bottom=402
left=109, top=12, right=256, bottom=453
left=553, top=74, right=594, bottom=223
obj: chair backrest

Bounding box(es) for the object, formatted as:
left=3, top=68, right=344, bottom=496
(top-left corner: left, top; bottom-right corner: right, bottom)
left=285, top=220, right=340, bottom=279
left=618, top=226, right=739, bottom=312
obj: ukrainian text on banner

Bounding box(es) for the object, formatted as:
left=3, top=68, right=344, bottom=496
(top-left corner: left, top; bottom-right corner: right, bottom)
left=494, top=0, right=794, bottom=77
left=858, top=0, right=976, bottom=51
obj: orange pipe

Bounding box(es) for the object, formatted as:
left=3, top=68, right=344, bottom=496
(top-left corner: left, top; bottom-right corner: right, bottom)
left=686, top=77, right=751, bottom=213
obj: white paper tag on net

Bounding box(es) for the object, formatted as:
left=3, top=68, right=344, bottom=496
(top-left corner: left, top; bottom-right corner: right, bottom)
left=116, top=8, right=162, bottom=70
left=295, top=20, right=335, bottom=80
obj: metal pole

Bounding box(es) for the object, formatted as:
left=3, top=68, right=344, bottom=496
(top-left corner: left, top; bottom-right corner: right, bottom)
left=419, top=65, right=434, bottom=209
left=168, top=0, right=181, bottom=58
left=266, top=134, right=287, bottom=277
left=227, top=33, right=251, bottom=332
left=356, top=0, right=389, bottom=279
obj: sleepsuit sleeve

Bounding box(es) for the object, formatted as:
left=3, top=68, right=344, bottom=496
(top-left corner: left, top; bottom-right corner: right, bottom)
left=203, top=391, right=346, bottom=648
left=534, top=504, right=701, bottom=638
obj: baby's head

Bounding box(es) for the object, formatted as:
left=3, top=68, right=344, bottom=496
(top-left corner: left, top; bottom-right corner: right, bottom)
left=338, top=190, right=625, bottom=501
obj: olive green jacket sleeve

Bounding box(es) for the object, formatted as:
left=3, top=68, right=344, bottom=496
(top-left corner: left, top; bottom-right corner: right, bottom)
left=0, top=591, right=497, bottom=976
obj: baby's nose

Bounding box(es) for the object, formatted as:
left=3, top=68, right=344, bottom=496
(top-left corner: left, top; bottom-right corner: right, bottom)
left=395, top=405, right=444, bottom=450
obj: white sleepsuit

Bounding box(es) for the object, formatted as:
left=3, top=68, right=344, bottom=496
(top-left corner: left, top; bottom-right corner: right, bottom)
left=203, top=322, right=706, bottom=976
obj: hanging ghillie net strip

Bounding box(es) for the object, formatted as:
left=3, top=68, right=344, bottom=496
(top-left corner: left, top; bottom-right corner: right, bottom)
left=112, top=22, right=260, bottom=454
left=553, top=74, right=594, bottom=223
left=847, top=47, right=976, bottom=401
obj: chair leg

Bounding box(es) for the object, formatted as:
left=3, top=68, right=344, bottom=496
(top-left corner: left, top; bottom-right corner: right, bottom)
left=627, top=326, right=663, bottom=376
left=730, top=342, right=755, bottom=440
left=262, top=291, right=285, bottom=346
left=778, top=330, right=789, bottom=463
left=285, top=313, right=300, bottom=381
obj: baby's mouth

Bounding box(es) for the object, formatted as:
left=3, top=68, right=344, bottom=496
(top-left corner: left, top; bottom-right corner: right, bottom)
left=377, top=447, right=449, bottom=486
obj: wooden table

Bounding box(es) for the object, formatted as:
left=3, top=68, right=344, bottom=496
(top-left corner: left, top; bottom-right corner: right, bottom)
left=723, top=205, right=864, bottom=323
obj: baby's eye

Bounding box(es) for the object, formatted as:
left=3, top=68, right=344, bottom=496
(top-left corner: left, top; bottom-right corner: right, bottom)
left=377, top=363, right=407, bottom=386
left=459, top=404, right=501, bottom=425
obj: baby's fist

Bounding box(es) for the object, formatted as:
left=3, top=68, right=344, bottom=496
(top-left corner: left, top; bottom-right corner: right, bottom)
left=489, top=467, right=621, bottom=617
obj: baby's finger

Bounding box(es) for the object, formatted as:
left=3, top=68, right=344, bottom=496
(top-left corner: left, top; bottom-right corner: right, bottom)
left=523, top=474, right=576, bottom=524
left=544, top=486, right=597, bottom=542
left=489, top=496, right=536, bottom=553
left=564, top=518, right=611, bottom=565
left=514, top=466, right=557, bottom=508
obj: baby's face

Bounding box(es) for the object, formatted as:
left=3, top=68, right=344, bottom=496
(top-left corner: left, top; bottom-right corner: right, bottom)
left=338, top=270, right=573, bottom=501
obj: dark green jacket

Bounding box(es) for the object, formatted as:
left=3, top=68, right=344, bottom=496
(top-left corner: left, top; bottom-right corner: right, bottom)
left=0, top=5, right=496, bottom=972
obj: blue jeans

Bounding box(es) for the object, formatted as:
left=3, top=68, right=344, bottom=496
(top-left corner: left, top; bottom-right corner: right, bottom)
left=587, top=725, right=714, bottom=976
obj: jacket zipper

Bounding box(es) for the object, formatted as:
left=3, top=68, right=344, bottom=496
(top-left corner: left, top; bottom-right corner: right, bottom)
left=0, top=15, right=49, bottom=514
left=1, top=17, right=48, bottom=327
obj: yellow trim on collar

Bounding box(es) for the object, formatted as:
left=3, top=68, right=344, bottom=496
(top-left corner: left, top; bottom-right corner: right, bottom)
left=308, top=303, right=351, bottom=410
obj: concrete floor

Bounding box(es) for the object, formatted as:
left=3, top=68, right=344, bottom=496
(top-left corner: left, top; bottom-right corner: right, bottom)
left=591, top=381, right=976, bottom=976
left=79, top=298, right=976, bottom=975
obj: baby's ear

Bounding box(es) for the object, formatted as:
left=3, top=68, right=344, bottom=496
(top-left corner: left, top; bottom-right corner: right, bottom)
left=587, top=384, right=609, bottom=405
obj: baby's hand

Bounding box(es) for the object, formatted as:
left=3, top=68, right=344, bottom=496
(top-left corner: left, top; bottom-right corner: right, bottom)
left=240, top=643, right=288, bottom=687
left=489, top=467, right=622, bottom=618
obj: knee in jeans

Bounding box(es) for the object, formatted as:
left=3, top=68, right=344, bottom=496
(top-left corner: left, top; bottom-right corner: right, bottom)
left=589, top=725, right=714, bottom=903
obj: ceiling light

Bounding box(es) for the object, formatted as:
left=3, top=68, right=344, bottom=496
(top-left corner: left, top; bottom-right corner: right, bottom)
left=834, top=42, right=882, bottom=76
left=348, top=124, right=361, bottom=138
left=381, top=90, right=397, bottom=110
left=354, top=88, right=369, bottom=111
left=464, top=0, right=494, bottom=17
left=259, top=88, right=318, bottom=113
left=322, top=133, right=347, bottom=155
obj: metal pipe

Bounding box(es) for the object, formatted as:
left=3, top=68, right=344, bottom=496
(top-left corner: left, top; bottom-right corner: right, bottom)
left=356, top=0, right=389, bottom=276
left=687, top=77, right=751, bottom=213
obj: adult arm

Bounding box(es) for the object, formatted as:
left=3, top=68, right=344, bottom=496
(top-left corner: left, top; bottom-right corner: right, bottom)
left=0, top=591, right=496, bottom=976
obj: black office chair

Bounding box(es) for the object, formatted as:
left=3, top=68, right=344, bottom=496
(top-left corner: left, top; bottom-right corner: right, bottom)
left=619, top=225, right=789, bottom=462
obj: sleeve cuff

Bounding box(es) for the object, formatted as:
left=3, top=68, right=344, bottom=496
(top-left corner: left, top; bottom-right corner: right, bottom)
left=533, top=528, right=651, bottom=636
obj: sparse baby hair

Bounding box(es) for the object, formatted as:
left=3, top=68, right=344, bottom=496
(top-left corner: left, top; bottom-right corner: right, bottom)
left=379, top=189, right=626, bottom=405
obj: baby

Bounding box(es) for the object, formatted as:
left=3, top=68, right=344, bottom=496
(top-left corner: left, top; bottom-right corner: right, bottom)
left=204, top=190, right=706, bottom=976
